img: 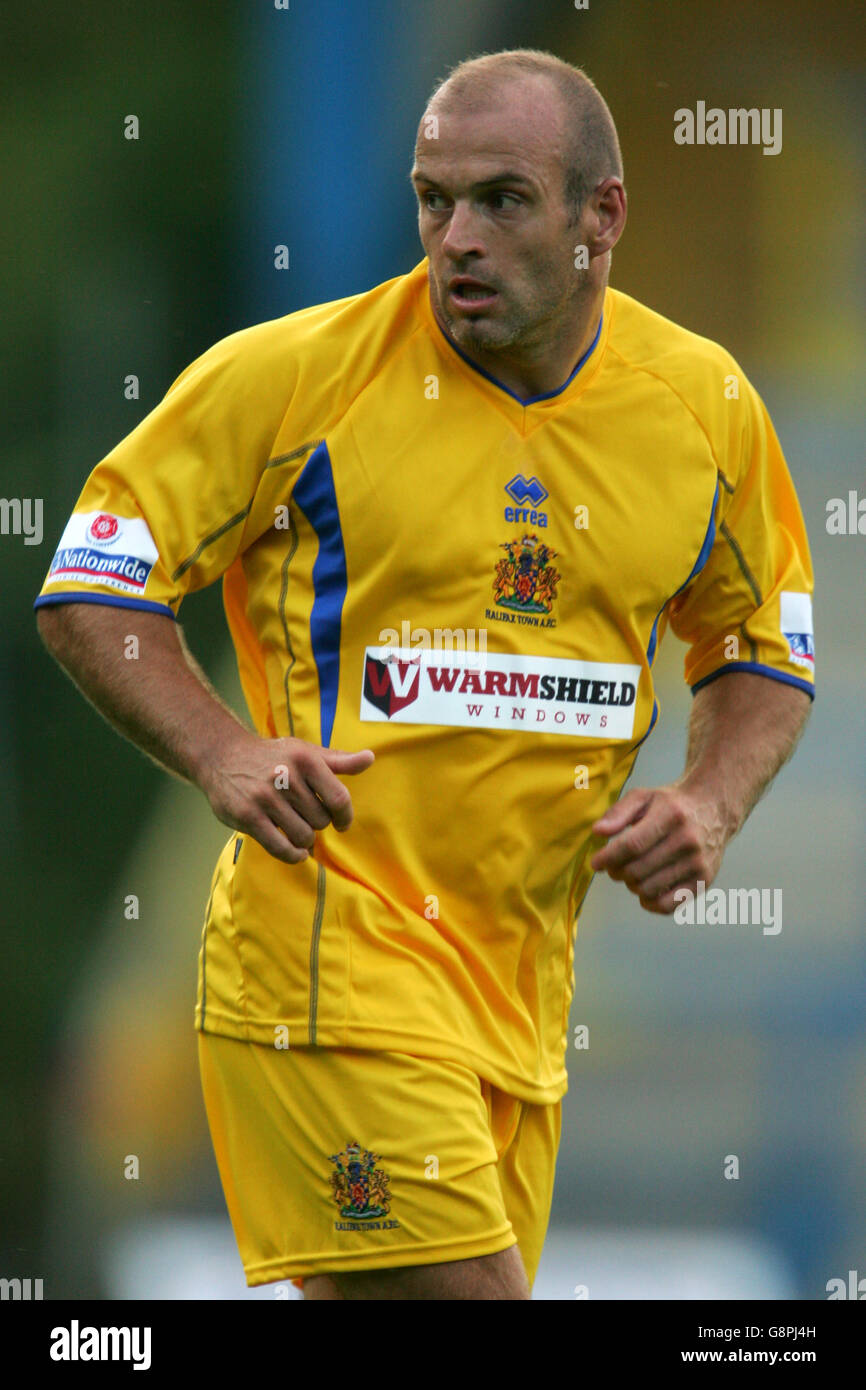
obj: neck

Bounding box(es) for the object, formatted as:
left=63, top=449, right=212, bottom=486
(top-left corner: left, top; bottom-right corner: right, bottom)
left=432, top=281, right=606, bottom=402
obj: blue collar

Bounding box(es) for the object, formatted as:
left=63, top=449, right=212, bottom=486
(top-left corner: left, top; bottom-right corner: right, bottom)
left=434, top=309, right=604, bottom=406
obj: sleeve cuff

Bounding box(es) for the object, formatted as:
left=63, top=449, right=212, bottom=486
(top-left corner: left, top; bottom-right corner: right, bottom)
left=34, top=592, right=177, bottom=620
left=690, top=661, right=815, bottom=700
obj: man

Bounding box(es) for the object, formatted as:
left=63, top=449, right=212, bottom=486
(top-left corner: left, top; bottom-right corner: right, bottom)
left=35, top=49, right=814, bottom=1300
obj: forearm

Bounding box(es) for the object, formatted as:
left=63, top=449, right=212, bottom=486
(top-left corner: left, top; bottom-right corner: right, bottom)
left=37, top=601, right=375, bottom=863
left=677, top=671, right=812, bottom=838
left=36, top=603, right=248, bottom=791
left=592, top=669, right=812, bottom=912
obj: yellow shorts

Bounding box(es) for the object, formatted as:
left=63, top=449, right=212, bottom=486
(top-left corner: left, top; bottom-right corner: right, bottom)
left=197, top=1032, right=561, bottom=1290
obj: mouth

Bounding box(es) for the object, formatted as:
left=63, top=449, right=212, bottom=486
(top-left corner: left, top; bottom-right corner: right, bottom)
left=447, top=276, right=499, bottom=312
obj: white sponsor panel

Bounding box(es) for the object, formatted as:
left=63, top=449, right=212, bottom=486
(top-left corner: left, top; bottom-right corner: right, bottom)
left=45, top=511, right=159, bottom=596
left=779, top=590, right=814, bottom=669
left=360, top=647, right=641, bottom=739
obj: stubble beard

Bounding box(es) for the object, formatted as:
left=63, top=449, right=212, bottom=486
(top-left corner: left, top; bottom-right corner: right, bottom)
left=434, top=262, right=593, bottom=361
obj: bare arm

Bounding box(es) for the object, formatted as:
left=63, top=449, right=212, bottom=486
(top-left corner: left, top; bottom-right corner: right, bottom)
left=589, top=671, right=812, bottom=913
left=678, top=671, right=811, bottom=835
left=36, top=604, right=374, bottom=864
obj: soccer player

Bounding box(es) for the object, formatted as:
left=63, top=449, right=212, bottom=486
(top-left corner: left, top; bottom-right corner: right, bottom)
left=35, top=49, right=814, bottom=1300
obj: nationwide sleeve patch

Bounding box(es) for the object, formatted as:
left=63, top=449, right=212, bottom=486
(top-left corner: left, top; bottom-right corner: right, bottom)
left=43, top=511, right=159, bottom=596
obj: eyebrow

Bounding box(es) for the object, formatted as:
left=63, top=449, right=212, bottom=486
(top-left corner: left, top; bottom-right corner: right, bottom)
left=410, top=170, right=536, bottom=191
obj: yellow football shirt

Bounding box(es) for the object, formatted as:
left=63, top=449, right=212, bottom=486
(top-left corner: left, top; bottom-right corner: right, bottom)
left=36, top=259, right=815, bottom=1103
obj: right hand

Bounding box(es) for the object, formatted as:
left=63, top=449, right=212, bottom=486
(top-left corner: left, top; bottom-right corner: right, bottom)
left=200, top=728, right=375, bottom=864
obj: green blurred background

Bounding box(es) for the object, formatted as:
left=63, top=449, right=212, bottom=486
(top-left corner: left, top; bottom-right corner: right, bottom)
left=1, top=0, right=864, bottom=1299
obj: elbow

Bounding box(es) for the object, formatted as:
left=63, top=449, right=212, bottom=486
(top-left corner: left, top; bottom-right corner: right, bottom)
left=36, top=603, right=68, bottom=655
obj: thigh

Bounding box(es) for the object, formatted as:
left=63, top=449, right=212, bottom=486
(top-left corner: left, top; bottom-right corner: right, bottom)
left=303, top=1087, right=560, bottom=1299
left=304, top=1244, right=529, bottom=1300
left=489, top=1089, right=562, bottom=1290
left=197, top=1033, right=522, bottom=1291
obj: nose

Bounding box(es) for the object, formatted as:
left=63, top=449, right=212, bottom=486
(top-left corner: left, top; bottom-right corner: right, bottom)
left=440, top=199, right=485, bottom=260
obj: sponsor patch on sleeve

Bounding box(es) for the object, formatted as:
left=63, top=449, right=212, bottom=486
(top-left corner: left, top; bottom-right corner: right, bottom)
left=43, top=511, right=159, bottom=596
left=780, top=591, right=814, bottom=670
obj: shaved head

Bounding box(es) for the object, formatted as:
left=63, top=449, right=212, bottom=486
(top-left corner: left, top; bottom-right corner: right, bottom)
left=427, top=49, right=623, bottom=219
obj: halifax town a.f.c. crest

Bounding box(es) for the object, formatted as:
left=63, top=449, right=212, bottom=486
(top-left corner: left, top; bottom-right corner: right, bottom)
left=328, top=1141, right=394, bottom=1222
left=493, top=532, right=561, bottom=615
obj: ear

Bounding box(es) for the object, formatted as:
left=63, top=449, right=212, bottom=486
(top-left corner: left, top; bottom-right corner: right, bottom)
left=585, top=178, right=627, bottom=256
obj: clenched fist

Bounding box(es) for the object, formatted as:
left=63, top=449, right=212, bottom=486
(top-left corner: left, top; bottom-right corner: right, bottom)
left=200, top=728, right=375, bottom=864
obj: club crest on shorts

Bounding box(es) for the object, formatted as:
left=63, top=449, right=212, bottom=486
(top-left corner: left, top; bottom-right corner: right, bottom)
left=328, top=1141, right=400, bottom=1231
left=493, top=533, right=560, bottom=617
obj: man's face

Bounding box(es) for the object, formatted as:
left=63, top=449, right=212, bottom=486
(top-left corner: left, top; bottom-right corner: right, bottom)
left=411, top=78, right=587, bottom=359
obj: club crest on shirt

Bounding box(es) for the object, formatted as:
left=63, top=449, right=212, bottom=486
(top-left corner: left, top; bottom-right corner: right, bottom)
left=329, top=1141, right=400, bottom=1231
left=492, top=533, right=560, bottom=621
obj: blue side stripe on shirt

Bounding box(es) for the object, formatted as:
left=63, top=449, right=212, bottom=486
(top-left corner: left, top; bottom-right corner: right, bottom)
left=292, top=441, right=347, bottom=748
left=646, top=476, right=721, bottom=668
left=624, top=477, right=720, bottom=757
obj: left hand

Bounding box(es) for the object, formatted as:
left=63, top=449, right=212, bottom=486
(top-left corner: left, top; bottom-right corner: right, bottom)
left=590, top=782, right=730, bottom=915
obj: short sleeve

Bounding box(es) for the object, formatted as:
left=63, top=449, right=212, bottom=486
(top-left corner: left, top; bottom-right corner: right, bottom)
left=34, top=324, right=306, bottom=619
left=666, top=375, right=815, bottom=700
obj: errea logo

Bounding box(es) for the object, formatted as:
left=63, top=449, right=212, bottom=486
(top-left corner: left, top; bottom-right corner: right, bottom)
left=504, top=475, right=548, bottom=527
